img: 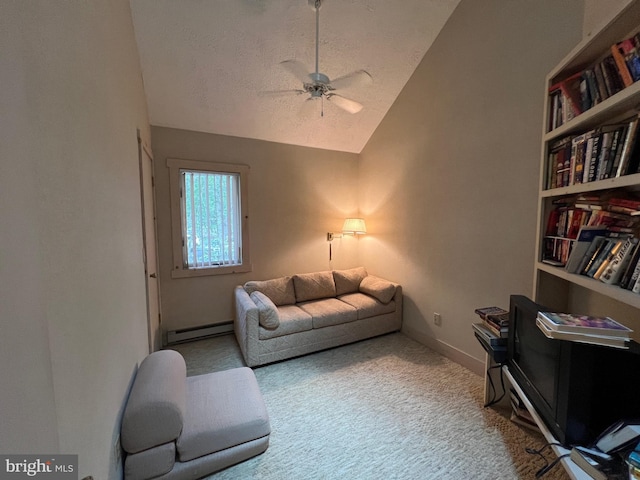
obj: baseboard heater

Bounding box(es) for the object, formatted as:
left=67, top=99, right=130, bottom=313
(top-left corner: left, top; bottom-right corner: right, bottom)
left=167, top=322, right=234, bottom=345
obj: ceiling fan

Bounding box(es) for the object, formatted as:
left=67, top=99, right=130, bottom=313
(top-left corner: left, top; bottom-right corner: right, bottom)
left=263, top=0, right=373, bottom=116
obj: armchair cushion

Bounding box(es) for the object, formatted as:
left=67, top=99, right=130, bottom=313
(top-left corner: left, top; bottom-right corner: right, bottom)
left=121, top=350, right=186, bottom=454
left=177, top=368, right=271, bottom=462
left=124, top=443, right=175, bottom=480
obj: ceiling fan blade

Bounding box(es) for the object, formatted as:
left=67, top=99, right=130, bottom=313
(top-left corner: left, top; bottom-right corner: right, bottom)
left=326, top=94, right=363, bottom=114
left=280, top=60, right=312, bottom=84
left=259, top=89, right=306, bottom=97
left=329, top=70, right=373, bottom=90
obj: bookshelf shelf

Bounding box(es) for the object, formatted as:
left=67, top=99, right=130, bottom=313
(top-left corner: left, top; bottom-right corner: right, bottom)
left=540, top=171, right=640, bottom=198
left=534, top=0, right=640, bottom=325
left=543, top=80, right=640, bottom=143
left=536, top=261, right=640, bottom=309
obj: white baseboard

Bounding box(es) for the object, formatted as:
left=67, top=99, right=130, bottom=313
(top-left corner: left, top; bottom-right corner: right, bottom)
left=401, top=325, right=485, bottom=376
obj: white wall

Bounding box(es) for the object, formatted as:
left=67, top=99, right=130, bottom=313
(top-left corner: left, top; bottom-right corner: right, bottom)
left=359, top=0, right=585, bottom=372
left=150, top=127, right=361, bottom=332
left=0, top=1, right=151, bottom=478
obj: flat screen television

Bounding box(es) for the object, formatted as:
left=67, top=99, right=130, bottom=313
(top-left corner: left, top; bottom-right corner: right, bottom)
left=507, top=295, right=640, bottom=447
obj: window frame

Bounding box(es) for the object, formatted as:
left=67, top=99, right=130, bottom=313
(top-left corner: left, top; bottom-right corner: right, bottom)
left=167, top=158, right=251, bottom=278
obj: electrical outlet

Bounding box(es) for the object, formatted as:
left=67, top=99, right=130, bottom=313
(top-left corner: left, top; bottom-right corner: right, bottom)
left=433, top=312, right=442, bottom=326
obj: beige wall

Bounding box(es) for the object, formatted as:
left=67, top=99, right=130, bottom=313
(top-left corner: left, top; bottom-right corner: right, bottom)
left=359, top=0, right=585, bottom=372
left=583, top=0, right=632, bottom=38
left=151, top=127, right=361, bottom=332
left=1, top=1, right=150, bottom=478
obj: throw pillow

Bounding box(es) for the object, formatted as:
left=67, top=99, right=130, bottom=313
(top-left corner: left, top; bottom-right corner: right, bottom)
left=333, top=267, right=368, bottom=295
left=250, top=291, right=280, bottom=329
left=293, top=271, right=337, bottom=302
left=244, top=276, right=296, bottom=306
left=359, top=275, right=396, bottom=304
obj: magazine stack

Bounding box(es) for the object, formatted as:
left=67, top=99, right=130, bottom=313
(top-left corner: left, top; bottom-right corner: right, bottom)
left=536, top=311, right=633, bottom=349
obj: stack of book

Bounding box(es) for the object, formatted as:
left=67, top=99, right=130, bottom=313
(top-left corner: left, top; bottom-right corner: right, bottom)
left=545, top=114, right=640, bottom=189
left=474, top=306, right=509, bottom=339
left=541, top=191, right=640, bottom=270
left=473, top=306, right=509, bottom=363
left=549, top=31, right=640, bottom=130
left=536, top=311, right=633, bottom=349
left=509, top=388, right=540, bottom=433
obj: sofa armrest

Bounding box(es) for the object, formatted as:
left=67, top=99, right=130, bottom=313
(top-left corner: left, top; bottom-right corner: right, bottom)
left=391, top=283, right=403, bottom=314
left=234, top=286, right=261, bottom=367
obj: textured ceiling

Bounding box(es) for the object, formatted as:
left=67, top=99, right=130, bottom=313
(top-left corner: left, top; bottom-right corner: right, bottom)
left=130, top=0, right=460, bottom=153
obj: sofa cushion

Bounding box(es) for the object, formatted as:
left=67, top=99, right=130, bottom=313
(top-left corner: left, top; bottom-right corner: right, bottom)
left=259, top=305, right=312, bottom=340
left=293, top=271, right=336, bottom=302
left=124, top=442, right=175, bottom=480
left=333, top=267, right=368, bottom=296
left=359, top=275, right=396, bottom=304
left=121, top=350, right=186, bottom=454
left=177, top=367, right=271, bottom=462
left=250, top=291, right=279, bottom=329
left=299, top=298, right=358, bottom=329
left=338, top=292, right=396, bottom=320
left=244, top=276, right=295, bottom=306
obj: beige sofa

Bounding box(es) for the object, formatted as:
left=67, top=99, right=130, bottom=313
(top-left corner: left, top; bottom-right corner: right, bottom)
left=234, top=267, right=402, bottom=367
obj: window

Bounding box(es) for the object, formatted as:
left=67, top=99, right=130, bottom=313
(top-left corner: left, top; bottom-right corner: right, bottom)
left=167, top=158, right=250, bottom=278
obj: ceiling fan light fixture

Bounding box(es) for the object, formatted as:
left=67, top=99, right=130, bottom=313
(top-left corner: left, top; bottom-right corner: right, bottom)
left=265, top=0, right=372, bottom=116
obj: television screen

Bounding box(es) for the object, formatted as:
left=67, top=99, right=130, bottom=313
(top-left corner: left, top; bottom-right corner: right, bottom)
left=509, top=295, right=559, bottom=411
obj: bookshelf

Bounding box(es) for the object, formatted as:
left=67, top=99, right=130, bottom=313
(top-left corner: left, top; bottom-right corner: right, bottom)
left=499, top=3, right=640, bottom=479
left=534, top=0, right=640, bottom=338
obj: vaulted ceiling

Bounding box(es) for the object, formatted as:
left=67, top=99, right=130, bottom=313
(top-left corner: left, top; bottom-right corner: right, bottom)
left=130, top=0, right=461, bottom=153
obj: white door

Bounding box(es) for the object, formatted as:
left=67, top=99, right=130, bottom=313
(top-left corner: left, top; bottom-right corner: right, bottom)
left=138, top=133, right=162, bottom=352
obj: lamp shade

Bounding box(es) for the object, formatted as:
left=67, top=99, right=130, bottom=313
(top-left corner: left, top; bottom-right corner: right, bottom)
left=342, top=218, right=367, bottom=235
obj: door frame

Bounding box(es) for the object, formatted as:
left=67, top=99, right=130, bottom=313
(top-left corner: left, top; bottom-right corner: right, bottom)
left=137, top=130, right=162, bottom=352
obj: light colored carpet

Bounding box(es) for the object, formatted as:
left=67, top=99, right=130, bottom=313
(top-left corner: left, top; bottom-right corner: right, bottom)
left=169, top=332, right=570, bottom=480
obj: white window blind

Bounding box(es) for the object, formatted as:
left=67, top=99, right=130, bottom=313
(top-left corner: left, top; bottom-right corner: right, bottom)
left=180, top=170, right=242, bottom=268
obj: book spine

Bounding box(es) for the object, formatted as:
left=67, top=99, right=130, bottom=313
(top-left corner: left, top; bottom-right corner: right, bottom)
left=611, top=43, right=635, bottom=88
left=600, top=237, right=638, bottom=285
left=593, top=239, right=623, bottom=279
left=620, top=243, right=640, bottom=289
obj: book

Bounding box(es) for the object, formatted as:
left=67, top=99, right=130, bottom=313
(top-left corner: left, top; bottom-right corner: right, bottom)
left=596, top=423, right=640, bottom=453
left=599, top=236, right=638, bottom=285
left=536, top=318, right=629, bottom=349
left=474, top=306, right=508, bottom=320
left=611, top=41, right=635, bottom=88
left=619, top=242, right=640, bottom=289
left=565, top=227, right=608, bottom=274
left=569, top=448, right=615, bottom=480
left=592, top=238, right=624, bottom=279
left=585, top=238, right=616, bottom=277
left=580, top=237, right=610, bottom=275
left=616, top=116, right=640, bottom=176
left=483, top=317, right=508, bottom=338
left=536, top=311, right=632, bottom=338
left=472, top=323, right=506, bottom=347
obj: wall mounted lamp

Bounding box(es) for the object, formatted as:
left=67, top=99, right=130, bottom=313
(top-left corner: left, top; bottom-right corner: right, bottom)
left=327, top=218, right=367, bottom=242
